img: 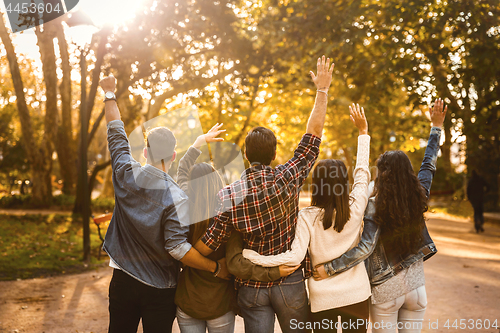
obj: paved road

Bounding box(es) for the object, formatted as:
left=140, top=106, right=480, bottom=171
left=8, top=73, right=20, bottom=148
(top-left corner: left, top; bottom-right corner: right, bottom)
left=0, top=213, right=499, bottom=333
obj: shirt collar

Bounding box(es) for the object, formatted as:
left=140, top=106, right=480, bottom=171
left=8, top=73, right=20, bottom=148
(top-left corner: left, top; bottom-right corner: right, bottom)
left=241, top=163, right=273, bottom=178
left=143, top=164, right=175, bottom=183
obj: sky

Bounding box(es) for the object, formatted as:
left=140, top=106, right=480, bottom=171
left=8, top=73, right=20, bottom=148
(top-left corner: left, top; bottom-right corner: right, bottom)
left=2, top=0, right=147, bottom=61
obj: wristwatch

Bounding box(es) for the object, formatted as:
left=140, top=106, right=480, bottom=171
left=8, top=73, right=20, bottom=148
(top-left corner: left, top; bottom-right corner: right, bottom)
left=104, top=91, right=116, bottom=102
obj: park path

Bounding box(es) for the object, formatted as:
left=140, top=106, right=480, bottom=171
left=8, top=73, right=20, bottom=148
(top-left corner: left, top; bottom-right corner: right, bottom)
left=0, top=212, right=499, bottom=333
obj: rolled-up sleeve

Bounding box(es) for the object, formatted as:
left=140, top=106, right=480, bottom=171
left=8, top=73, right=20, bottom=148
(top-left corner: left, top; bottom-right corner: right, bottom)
left=164, top=198, right=191, bottom=260
left=168, top=241, right=192, bottom=261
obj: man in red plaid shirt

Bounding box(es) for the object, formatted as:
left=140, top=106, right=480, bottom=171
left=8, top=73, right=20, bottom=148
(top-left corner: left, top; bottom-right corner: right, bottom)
left=195, top=56, right=335, bottom=333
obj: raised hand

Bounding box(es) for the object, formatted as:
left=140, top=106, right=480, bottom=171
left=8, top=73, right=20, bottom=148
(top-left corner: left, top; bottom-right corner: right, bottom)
left=193, top=123, right=226, bottom=149
left=310, top=55, right=335, bottom=91
left=429, top=98, right=447, bottom=128
left=279, top=264, right=301, bottom=277
left=349, top=103, right=368, bottom=135
left=99, top=74, right=116, bottom=93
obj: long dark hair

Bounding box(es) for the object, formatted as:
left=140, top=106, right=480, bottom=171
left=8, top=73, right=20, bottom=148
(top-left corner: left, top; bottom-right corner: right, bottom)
left=311, top=159, right=351, bottom=232
left=373, top=150, right=427, bottom=254
left=187, top=163, right=225, bottom=243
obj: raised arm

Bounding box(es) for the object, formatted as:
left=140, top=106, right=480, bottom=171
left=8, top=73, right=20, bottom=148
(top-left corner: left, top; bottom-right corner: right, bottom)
left=177, top=123, right=226, bottom=192
left=100, top=75, right=136, bottom=176
left=418, top=98, right=447, bottom=197
left=100, top=75, right=120, bottom=124
left=347, top=103, right=371, bottom=217
left=306, top=55, right=335, bottom=137
left=242, top=212, right=311, bottom=267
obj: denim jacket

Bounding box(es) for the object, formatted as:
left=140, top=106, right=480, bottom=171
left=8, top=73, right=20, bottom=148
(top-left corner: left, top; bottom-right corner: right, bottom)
left=324, top=127, right=442, bottom=285
left=103, top=120, right=192, bottom=289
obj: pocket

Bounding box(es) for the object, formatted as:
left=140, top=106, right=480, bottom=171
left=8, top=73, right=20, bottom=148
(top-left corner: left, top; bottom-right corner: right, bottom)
left=416, top=286, right=428, bottom=309
left=374, top=299, right=398, bottom=312
left=278, top=281, right=307, bottom=310
left=237, top=286, right=260, bottom=308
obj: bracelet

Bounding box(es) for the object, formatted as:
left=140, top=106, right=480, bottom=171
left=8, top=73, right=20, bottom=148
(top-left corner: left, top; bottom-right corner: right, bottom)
left=213, top=260, right=222, bottom=277
left=317, top=89, right=328, bottom=97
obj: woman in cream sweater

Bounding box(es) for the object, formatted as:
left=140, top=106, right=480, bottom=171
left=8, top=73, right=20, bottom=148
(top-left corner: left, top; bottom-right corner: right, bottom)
left=243, top=104, right=371, bottom=333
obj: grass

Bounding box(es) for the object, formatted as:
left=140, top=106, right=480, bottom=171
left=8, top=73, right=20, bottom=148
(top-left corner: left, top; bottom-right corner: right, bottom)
left=428, top=197, right=474, bottom=218
left=0, top=214, right=109, bottom=281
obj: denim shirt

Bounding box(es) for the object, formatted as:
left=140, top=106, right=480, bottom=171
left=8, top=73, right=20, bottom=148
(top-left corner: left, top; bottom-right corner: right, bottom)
left=324, top=127, right=441, bottom=285
left=103, top=120, right=192, bottom=289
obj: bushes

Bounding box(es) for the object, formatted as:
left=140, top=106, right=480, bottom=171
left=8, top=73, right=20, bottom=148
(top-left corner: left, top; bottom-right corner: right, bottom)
left=0, top=194, right=33, bottom=209
left=91, top=197, right=115, bottom=213
left=0, top=194, right=115, bottom=212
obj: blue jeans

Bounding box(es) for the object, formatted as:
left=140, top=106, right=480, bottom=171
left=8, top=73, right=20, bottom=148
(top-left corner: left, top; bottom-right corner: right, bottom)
left=176, top=307, right=235, bottom=333
left=237, top=270, right=311, bottom=333
left=370, top=286, right=427, bottom=333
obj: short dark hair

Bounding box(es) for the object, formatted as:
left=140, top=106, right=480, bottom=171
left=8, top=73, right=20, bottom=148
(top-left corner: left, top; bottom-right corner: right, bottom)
left=145, top=127, right=176, bottom=164
left=245, top=127, right=277, bottom=165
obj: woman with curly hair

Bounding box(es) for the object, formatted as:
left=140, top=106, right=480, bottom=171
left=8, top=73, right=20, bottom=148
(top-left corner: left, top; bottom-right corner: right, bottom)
left=314, top=98, right=448, bottom=333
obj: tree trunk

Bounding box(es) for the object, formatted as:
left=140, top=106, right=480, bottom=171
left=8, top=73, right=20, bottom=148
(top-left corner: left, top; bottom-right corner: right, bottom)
left=30, top=163, right=53, bottom=207
left=54, top=20, right=77, bottom=195
left=0, top=14, right=53, bottom=205
left=73, top=31, right=109, bottom=214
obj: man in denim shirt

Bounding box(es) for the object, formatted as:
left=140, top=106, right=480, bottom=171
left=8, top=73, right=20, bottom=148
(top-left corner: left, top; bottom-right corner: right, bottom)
left=99, top=75, right=229, bottom=333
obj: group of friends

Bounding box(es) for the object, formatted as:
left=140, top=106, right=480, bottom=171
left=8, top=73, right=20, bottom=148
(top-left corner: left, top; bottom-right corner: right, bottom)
left=99, top=55, right=448, bottom=333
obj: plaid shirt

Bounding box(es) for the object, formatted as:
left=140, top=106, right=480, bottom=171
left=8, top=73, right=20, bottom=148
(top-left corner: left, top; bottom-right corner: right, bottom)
left=201, top=133, right=321, bottom=288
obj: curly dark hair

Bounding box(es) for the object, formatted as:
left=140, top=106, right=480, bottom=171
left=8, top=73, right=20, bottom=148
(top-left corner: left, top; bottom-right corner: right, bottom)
left=373, top=150, right=428, bottom=254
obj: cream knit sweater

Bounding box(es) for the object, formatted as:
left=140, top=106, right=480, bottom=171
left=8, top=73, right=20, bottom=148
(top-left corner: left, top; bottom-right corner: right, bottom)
left=243, top=134, right=371, bottom=313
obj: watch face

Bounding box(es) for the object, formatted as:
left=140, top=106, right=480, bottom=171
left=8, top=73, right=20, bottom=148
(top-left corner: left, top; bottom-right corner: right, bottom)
left=105, top=91, right=115, bottom=99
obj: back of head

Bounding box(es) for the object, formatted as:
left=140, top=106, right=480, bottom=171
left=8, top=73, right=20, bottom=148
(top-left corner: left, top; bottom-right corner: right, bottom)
left=188, top=163, right=225, bottom=242
left=311, top=159, right=351, bottom=232
left=245, top=127, right=277, bottom=166
left=145, top=127, right=176, bottom=165
left=374, top=150, right=427, bottom=254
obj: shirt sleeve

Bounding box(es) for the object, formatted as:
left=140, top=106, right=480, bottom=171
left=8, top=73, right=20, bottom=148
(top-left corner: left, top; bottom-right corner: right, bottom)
left=176, top=146, right=202, bottom=193
left=107, top=120, right=135, bottom=176
left=418, top=127, right=441, bottom=198
left=225, top=232, right=281, bottom=282
left=200, top=191, right=234, bottom=251
left=242, top=211, right=311, bottom=267
left=348, top=134, right=371, bottom=223
left=277, top=133, right=321, bottom=188
left=164, top=197, right=192, bottom=260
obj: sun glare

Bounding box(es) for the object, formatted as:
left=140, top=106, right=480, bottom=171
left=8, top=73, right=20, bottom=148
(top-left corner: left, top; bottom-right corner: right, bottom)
left=5, top=0, right=147, bottom=67
left=78, top=0, right=146, bottom=27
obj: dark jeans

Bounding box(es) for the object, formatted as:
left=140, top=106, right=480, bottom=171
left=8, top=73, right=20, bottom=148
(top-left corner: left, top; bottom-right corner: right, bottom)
left=237, top=269, right=311, bottom=333
left=311, top=299, right=369, bottom=333
left=471, top=201, right=485, bottom=232
left=108, top=269, right=177, bottom=333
